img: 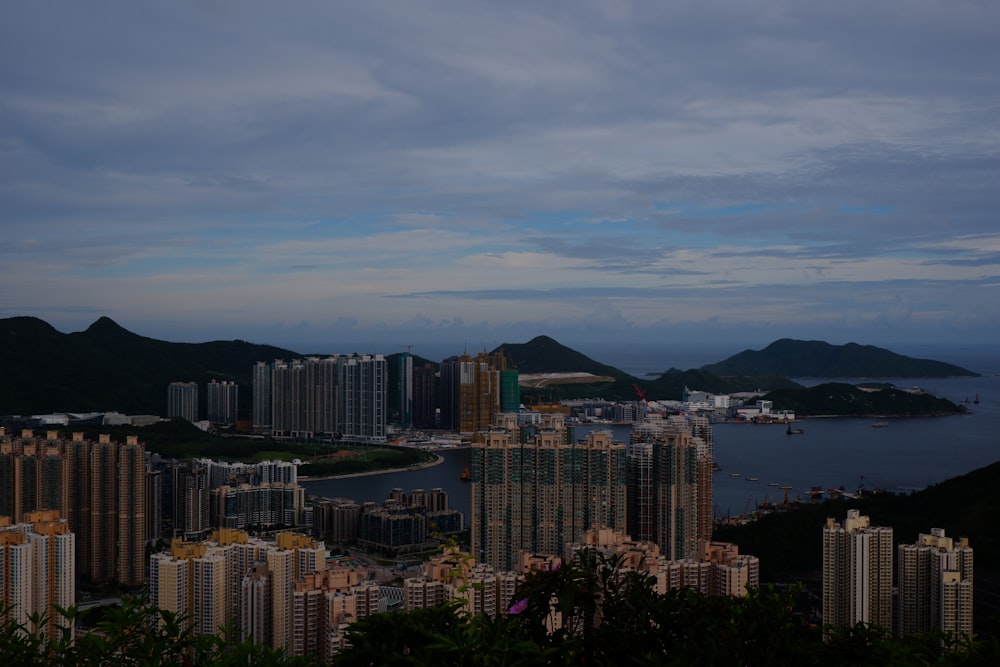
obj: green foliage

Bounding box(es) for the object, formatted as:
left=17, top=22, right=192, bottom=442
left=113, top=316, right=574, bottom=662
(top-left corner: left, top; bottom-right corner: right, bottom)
left=762, top=382, right=963, bottom=416
left=0, top=594, right=309, bottom=666
left=333, top=550, right=996, bottom=666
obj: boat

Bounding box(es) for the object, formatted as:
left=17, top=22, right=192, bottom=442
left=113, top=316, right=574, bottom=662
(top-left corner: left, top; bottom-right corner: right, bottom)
left=729, top=472, right=741, bottom=477
left=786, top=423, right=804, bottom=435
left=871, top=421, right=889, bottom=428
left=973, top=393, right=980, bottom=405
left=767, top=482, right=780, bottom=487
left=460, top=466, right=470, bottom=482
left=745, top=476, right=759, bottom=482
left=712, top=462, right=722, bottom=472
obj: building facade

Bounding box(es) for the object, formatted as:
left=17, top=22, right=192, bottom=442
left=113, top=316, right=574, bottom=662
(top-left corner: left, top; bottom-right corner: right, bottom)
left=254, top=355, right=386, bottom=442
left=0, top=428, right=145, bottom=586
left=896, top=528, right=973, bottom=640
left=822, top=510, right=893, bottom=631
left=168, top=381, right=199, bottom=422
left=0, top=511, right=75, bottom=642
left=471, top=414, right=627, bottom=571
left=206, top=380, right=239, bottom=426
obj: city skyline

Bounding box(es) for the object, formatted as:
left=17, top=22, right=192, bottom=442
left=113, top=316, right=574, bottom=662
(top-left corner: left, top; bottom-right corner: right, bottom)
left=3, top=2, right=1000, bottom=351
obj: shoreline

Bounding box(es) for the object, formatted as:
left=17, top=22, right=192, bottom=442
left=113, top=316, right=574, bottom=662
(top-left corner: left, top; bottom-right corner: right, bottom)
left=299, top=452, right=445, bottom=482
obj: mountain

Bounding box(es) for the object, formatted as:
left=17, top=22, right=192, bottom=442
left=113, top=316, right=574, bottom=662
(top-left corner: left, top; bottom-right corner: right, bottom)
left=701, top=339, right=978, bottom=378
left=0, top=316, right=300, bottom=415
left=493, top=335, right=632, bottom=380
left=761, top=382, right=964, bottom=417
left=1, top=318, right=969, bottom=416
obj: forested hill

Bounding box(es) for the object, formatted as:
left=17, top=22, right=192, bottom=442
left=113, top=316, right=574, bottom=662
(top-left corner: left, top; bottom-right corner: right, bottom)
left=493, top=335, right=632, bottom=380
left=702, top=339, right=978, bottom=378
left=0, top=316, right=300, bottom=415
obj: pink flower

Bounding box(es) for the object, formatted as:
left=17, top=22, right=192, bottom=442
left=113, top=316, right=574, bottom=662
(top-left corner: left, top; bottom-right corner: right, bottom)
left=508, top=598, right=528, bottom=615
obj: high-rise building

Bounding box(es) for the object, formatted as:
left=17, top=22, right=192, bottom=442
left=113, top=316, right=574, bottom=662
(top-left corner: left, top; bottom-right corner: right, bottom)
left=337, top=354, right=387, bottom=443
left=253, top=361, right=272, bottom=432
left=627, top=417, right=703, bottom=560
left=471, top=414, right=627, bottom=571
left=439, top=351, right=508, bottom=433
left=412, top=363, right=438, bottom=429
left=0, top=511, right=75, bottom=642
left=148, top=530, right=326, bottom=650
left=168, top=381, right=199, bottom=422
left=0, top=429, right=145, bottom=587
left=172, top=460, right=211, bottom=539
left=897, top=528, right=973, bottom=640
left=398, top=352, right=413, bottom=429
left=823, top=509, right=893, bottom=631
left=254, top=355, right=386, bottom=442
left=206, top=380, right=239, bottom=426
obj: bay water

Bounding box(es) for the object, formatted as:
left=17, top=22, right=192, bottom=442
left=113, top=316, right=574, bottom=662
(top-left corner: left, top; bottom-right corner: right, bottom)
left=303, top=345, right=1000, bottom=525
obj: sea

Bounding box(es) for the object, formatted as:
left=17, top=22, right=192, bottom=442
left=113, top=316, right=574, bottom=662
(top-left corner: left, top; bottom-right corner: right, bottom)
left=302, top=342, right=1000, bottom=524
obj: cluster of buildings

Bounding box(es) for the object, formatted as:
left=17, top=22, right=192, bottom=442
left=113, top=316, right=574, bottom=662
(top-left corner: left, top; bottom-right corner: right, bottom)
left=167, top=380, right=239, bottom=426
left=251, top=355, right=387, bottom=442
left=0, top=511, right=76, bottom=642
left=0, top=428, right=146, bottom=587
left=312, top=488, right=465, bottom=555
left=823, top=510, right=973, bottom=640
left=470, top=412, right=715, bottom=571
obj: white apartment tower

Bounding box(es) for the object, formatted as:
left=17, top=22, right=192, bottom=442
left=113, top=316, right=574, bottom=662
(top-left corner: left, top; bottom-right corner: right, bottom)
left=823, top=510, right=893, bottom=631
left=168, top=382, right=199, bottom=422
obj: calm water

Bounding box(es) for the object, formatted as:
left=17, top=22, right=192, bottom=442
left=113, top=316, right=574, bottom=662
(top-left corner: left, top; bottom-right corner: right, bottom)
left=304, top=357, right=1000, bottom=525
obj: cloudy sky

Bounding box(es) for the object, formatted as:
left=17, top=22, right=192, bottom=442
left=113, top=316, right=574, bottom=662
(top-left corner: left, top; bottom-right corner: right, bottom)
left=2, top=1, right=998, bottom=357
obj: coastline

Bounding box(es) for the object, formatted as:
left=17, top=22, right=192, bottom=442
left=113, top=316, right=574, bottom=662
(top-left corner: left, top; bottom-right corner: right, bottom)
left=298, top=452, right=445, bottom=482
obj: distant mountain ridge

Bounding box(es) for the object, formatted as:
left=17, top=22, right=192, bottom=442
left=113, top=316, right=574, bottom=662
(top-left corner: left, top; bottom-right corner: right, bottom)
left=701, top=338, right=978, bottom=378
left=0, top=316, right=301, bottom=415
left=0, top=317, right=971, bottom=416
left=493, top=335, right=632, bottom=380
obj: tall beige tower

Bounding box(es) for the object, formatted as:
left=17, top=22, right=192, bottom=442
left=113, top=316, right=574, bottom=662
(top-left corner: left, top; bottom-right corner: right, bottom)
left=471, top=415, right=627, bottom=571
left=822, top=510, right=893, bottom=631
left=0, top=429, right=144, bottom=587
left=897, top=528, right=973, bottom=640
left=0, top=511, right=76, bottom=641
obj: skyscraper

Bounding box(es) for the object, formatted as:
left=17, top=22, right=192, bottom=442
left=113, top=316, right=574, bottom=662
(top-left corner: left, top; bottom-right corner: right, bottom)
left=471, top=414, right=627, bottom=571
left=168, top=381, right=199, bottom=422
left=897, top=528, right=973, bottom=640
left=398, top=351, right=413, bottom=429
left=626, top=416, right=709, bottom=560
left=823, top=509, right=893, bottom=631
left=0, top=429, right=145, bottom=587
left=439, top=351, right=508, bottom=433
left=411, top=363, right=438, bottom=429
left=0, top=511, right=75, bottom=642
left=255, top=355, right=386, bottom=442
left=253, top=361, right=272, bottom=432
left=206, top=380, right=239, bottom=426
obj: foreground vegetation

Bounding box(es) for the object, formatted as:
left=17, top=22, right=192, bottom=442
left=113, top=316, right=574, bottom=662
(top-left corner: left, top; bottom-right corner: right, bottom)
left=6, top=553, right=998, bottom=666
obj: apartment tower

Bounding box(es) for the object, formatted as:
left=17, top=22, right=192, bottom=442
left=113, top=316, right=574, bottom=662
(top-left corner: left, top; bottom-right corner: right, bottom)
left=626, top=415, right=710, bottom=560
left=471, top=414, right=627, bottom=571
left=897, top=528, right=973, bottom=640
left=822, top=509, right=893, bottom=631
left=0, top=429, right=145, bottom=586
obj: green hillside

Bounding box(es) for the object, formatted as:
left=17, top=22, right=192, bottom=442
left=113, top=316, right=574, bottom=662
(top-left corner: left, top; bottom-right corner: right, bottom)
left=715, top=459, right=1000, bottom=632
left=703, top=339, right=978, bottom=378
left=0, top=316, right=300, bottom=415
left=762, top=382, right=965, bottom=417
